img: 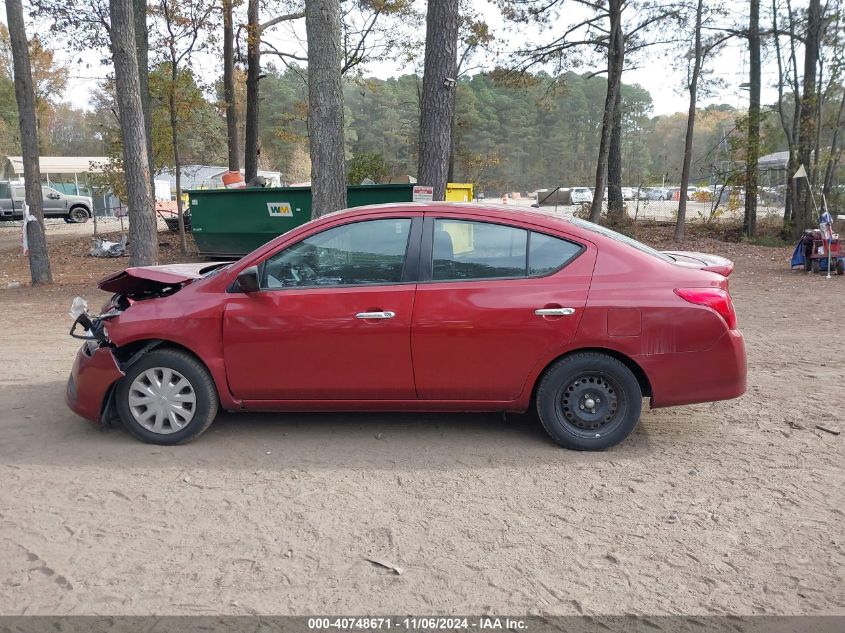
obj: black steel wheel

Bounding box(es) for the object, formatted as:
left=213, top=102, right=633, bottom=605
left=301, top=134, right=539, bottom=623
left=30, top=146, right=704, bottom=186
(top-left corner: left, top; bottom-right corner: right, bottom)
left=68, top=206, right=90, bottom=223
left=536, top=352, right=642, bottom=451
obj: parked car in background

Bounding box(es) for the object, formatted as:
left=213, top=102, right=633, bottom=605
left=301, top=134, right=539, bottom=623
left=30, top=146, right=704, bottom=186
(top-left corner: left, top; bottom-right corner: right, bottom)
left=570, top=187, right=593, bottom=204
left=621, top=187, right=635, bottom=200
left=66, top=203, right=746, bottom=451
left=0, top=182, right=93, bottom=223
left=641, top=187, right=669, bottom=201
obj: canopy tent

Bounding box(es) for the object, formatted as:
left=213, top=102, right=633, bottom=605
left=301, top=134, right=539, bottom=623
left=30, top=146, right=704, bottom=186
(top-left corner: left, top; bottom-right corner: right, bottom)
left=4, top=156, right=108, bottom=176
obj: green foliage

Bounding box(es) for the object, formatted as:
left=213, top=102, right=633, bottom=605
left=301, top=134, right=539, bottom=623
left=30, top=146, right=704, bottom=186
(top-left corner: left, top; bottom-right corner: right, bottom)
left=148, top=63, right=226, bottom=171
left=347, top=152, right=388, bottom=184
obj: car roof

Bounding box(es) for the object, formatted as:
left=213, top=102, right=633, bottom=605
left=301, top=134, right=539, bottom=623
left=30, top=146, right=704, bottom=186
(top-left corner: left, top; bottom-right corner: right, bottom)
left=324, top=201, right=575, bottom=229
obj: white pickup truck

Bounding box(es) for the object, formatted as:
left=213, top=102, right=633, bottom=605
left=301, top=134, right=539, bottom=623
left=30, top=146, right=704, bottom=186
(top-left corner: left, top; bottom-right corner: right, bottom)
left=0, top=182, right=93, bottom=223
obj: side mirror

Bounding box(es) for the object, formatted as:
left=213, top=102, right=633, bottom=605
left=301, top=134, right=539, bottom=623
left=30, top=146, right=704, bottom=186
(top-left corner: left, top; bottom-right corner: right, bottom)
left=236, top=266, right=260, bottom=293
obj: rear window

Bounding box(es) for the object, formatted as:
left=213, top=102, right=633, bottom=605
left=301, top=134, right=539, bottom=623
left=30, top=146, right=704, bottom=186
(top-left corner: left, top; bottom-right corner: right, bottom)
left=570, top=218, right=673, bottom=263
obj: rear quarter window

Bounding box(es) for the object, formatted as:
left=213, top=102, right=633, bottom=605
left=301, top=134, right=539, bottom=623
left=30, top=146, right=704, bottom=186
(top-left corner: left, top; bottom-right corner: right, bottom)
left=528, top=232, right=582, bottom=275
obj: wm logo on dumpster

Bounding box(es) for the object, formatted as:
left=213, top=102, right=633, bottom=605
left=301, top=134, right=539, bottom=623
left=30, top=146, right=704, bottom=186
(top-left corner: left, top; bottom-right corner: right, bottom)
left=267, top=202, right=293, bottom=217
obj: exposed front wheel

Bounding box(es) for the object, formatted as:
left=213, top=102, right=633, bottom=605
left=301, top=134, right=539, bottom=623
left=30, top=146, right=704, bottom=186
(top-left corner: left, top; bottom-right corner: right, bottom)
left=837, top=260, right=845, bottom=276
left=68, top=207, right=90, bottom=223
left=115, top=348, right=218, bottom=445
left=536, top=353, right=642, bottom=451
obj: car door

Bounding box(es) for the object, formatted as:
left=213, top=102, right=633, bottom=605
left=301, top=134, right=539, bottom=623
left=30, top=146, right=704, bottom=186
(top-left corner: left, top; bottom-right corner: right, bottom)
left=41, top=187, right=65, bottom=216
left=223, top=215, right=422, bottom=401
left=10, top=186, right=26, bottom=218
left=0, top=183, right=12, bottom=219
left=411, top=215, right=596, bottom=401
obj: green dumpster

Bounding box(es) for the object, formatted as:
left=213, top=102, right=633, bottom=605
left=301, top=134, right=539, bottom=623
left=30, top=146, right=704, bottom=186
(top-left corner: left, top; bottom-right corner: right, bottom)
left=188, top=183, right=415, bottom=257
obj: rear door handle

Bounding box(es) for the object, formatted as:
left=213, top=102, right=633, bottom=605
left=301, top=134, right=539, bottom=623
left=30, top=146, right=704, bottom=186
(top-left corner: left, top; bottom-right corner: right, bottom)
left=534, top=307, right=575, bottom=316
left=356, top=311, right=396, bottom=319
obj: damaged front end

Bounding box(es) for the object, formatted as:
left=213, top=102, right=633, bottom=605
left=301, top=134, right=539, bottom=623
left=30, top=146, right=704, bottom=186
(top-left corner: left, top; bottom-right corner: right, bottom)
left=65, top=261, right=229, bottom=425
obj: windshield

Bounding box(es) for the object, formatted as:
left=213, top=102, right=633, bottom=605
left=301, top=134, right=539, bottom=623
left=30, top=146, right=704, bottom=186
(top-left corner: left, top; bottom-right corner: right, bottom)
left=570, top=218, right=673, bottom=263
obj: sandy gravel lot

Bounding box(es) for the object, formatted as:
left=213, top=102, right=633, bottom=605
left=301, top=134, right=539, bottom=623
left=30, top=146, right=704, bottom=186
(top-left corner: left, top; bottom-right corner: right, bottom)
left=0, top=228, right=842, bottom=617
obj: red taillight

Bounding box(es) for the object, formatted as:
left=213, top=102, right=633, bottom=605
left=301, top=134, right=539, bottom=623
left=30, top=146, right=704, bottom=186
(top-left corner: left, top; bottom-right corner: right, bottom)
left=674, top=287, right=737, bottom=329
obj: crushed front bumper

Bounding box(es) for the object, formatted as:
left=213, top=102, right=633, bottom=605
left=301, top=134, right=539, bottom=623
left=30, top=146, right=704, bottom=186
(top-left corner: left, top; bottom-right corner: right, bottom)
left=65, top=343, right=125, bottom=424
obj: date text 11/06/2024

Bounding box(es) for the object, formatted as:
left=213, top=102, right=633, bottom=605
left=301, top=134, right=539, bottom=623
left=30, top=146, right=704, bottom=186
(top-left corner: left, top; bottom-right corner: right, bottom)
left=307, top=617, right=528, bottom=630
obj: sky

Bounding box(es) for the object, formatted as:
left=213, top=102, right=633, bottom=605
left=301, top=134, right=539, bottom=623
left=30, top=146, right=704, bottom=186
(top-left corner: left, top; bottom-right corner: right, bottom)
left=9, top=0, right=786, bottom=118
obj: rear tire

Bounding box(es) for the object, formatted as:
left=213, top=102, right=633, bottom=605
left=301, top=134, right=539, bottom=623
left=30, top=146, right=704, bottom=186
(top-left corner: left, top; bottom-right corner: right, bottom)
left=536, top=353, right=642, bottom=451
left=68, top=206, right=90, bottom=223
left=837, top=260, right=845, bottom=276
left=812, top=259, right=820, bottom=274
left=116, top=348, right=218, bottom=445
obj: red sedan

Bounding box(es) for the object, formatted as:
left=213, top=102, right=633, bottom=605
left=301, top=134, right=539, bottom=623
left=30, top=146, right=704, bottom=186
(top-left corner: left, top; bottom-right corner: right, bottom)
left=66, top=204, right=746, bottom=450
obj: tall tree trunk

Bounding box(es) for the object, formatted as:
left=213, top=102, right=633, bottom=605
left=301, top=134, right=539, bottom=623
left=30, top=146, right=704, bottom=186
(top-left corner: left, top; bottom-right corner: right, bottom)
left=447, top=110, right=456, bottom=182
left=675, top=0, right=704, bottom=242
left=743, top=0, right=760, bottom=238
left=133, top=0, right=154, bottom=188
left=796, top=0, right=821, bottom=238
left=169, top=65, right=187, bottom=253
left=306, top=0, right=347, bottom=216
left=223, top=0, right=240, bottom=172
left=110, top=0, right=158, bottom=266
left=244, top=0, right=260, bottom=181
left=589, top=0, right=621, bottom=222
left=418, top=0, right=459, bottom=201
left=822, top=87, right=845, bottom=196
left=785, top=0, right=801, bottom=228
left=5, top=0, right=52, bottom=284
left=606, top=20, right=624, bottom=222
left=772, top=0, right=799, bottom=231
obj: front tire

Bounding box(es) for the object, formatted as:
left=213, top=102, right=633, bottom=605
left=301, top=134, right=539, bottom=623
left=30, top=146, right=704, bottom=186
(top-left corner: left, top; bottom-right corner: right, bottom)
left=116, top=348, right=218, bottom=445
left=536, top=353, right=642, bottom=451
left=837, top=259, right=845, bottom=276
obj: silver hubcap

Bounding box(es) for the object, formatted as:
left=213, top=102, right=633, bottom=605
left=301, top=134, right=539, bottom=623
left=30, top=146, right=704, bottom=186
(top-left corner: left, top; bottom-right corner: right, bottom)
left=128, top=367, right=196, bottom=434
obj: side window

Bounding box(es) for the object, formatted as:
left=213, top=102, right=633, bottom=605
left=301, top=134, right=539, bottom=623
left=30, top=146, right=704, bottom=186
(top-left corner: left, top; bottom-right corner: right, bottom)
left=261, top=218, right=412, bottom=288
left=528, top=232, right=582, bottom=275
left=12, top=186, right=24, bottom=199
left=0, top=183, right=8, bottom=198
left=432, top=219, right=528, bottom=280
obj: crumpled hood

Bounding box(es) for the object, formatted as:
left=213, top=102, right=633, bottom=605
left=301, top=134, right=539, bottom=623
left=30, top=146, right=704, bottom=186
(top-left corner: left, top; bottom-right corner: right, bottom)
left=98, top=262, right=228, bottom=296
left=662, top=251, right=734, bottom=277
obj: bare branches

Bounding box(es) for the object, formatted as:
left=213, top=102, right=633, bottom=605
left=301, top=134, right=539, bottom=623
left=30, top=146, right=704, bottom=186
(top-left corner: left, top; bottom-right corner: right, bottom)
left=260, top=11, right=306, bottom=32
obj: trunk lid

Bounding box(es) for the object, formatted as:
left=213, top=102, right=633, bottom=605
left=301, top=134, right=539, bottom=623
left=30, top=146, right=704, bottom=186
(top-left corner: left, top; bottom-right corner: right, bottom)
left=662, top=251, right=734, bottom=277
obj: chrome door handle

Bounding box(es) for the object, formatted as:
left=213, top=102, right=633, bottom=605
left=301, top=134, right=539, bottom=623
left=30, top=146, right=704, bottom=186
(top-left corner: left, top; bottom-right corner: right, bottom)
left=534, top=307, right=575, bottom=316
left=356, top=311, right=396, bottom=319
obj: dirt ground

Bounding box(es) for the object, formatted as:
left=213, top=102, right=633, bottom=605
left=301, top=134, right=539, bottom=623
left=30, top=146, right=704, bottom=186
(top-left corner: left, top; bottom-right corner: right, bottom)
left=0, top=224, right=842, bottom=617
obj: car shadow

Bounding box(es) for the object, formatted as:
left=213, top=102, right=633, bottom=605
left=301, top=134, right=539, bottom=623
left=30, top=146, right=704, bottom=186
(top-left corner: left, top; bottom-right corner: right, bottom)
left=0, top=381, right=662, bottom=470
